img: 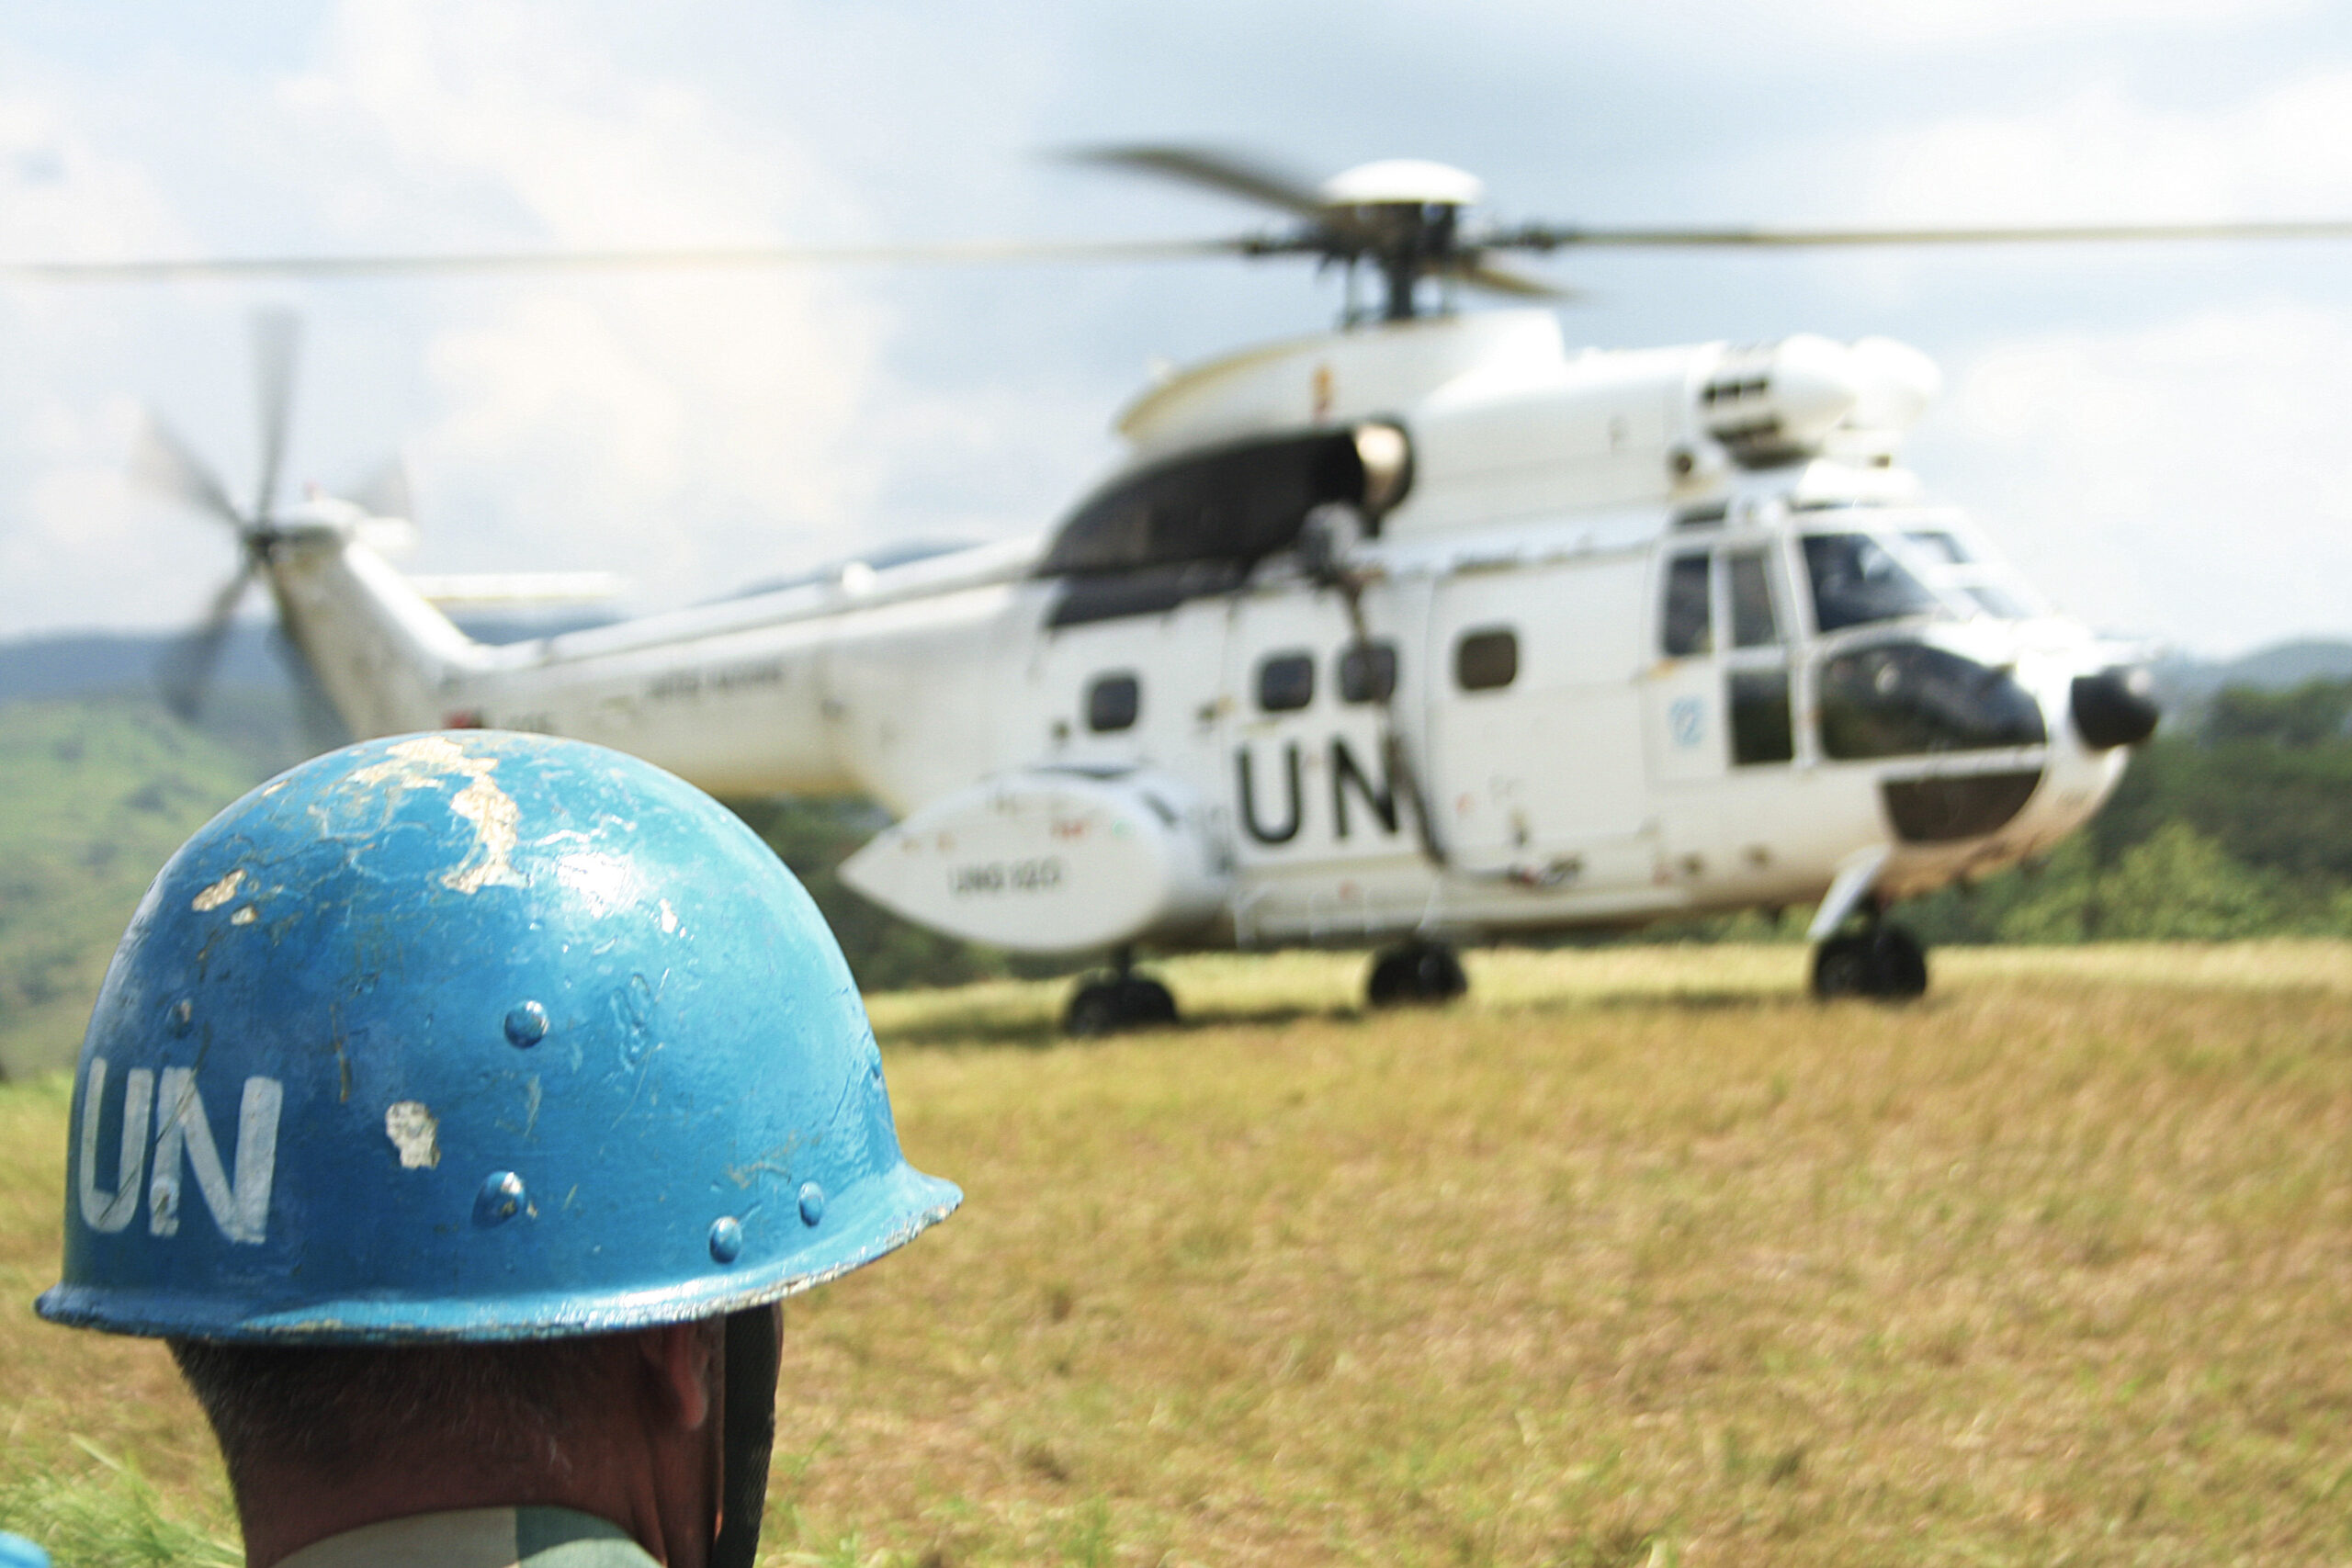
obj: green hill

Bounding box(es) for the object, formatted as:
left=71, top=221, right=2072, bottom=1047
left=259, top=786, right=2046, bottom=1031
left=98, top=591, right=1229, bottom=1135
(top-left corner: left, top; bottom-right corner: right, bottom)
left=0, top=700, right=266, bottom=1079
left=0, top=700, right=1021, bottom=1080
left=7, top=670, right=2351, bottom=1078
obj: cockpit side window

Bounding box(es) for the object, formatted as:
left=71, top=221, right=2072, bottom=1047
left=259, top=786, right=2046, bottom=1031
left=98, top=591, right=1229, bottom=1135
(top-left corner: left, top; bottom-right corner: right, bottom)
left=1726, top=549, right=1781, bottom=649
left=1662, top=554, right=1713, bottom=657
left=1802, top=533, right=1943, bottom=634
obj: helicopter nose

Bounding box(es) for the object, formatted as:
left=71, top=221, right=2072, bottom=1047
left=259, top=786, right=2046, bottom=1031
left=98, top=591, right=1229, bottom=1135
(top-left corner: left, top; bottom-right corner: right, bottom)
left=2070, top=665, right=2160, bottom=750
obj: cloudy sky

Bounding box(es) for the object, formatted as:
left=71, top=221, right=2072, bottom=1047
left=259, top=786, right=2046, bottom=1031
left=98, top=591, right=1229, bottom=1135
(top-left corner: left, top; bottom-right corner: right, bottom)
left=1, top=0, right=2347, bottom=656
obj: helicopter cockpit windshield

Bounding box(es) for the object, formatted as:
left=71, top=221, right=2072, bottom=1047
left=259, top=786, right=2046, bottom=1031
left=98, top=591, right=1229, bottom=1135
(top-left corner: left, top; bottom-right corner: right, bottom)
left=1801, top=532, right=1945, bottom=632
left=1798, top=515, right=2048, bottom=633
left=1891, top=525, right=2046, bottom=621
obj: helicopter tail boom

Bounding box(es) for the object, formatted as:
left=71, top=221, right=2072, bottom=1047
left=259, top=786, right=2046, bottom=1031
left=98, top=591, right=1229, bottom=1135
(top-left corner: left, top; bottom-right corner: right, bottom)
left=265, top=529, right=492, bottom=738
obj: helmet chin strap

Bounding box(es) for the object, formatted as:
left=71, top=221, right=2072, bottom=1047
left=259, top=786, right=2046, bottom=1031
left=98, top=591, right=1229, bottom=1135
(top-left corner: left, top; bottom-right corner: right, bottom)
left=712, top=1307, right=782, bottom=1568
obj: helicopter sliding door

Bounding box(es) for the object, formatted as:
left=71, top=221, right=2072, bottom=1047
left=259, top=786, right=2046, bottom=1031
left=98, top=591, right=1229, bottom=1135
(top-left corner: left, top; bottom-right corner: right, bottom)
left=1639, top=536, right=1826, bottom=908
left=1220, top=575, right=1432, bottom=944
left=1424, top=553, right=1658, bottom=915
left=999, top=581, right=1230, bottom=801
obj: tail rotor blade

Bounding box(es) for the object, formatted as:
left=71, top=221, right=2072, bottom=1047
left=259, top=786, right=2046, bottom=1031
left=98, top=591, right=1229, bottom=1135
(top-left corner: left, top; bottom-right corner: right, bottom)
left=133, top=411, right=245, bottom=528
left=157, top=560, right=257, bottom=721
left=251, top=308, right=301, bottom=523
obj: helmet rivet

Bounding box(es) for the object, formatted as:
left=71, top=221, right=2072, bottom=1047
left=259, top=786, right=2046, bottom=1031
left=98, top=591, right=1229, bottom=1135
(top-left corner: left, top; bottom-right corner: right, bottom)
left=166, top=998, right=194, bottom=1038
left=797, top=1182, right=826, bottom=1227
left=473, top=1170, right=526, bottom=1226
left=708, top=1216, right=744, bottom=1263
left=503, top=1000, right=548, bottom=1048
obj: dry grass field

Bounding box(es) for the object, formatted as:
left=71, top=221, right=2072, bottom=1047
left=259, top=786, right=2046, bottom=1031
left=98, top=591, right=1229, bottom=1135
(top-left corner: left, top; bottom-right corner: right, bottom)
left=5, top=941, right=2352, bottom=1565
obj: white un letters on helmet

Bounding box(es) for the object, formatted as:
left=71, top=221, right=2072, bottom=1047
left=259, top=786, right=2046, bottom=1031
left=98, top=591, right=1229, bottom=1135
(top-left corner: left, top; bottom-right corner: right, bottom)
left=76, top=1058, right=283, bottom=1246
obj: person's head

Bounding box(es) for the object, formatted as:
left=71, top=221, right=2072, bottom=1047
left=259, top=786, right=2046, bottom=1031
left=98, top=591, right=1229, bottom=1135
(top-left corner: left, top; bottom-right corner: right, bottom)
left=39, top=732, right=958, bottom=1566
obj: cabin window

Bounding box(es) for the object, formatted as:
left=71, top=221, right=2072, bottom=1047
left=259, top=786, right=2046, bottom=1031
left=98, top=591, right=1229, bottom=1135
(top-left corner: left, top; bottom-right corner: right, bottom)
left=1803, top=534, right=1943, bottom=633
left=1726, top=549, right=1781, bottom=649
left=1338, top=640, right=1398, bottom=704
left=1455, top=628, right=1519, bottom=693
left=1086, top=672, right=1140, bottom=733
left=1728, top=670, right=1794, bottom=765
left=1257, top=651, right=1317, bottom=713
left=1662, top=554, right=1713, bottom=657
left=1039, top=426, right=1412, bottom=579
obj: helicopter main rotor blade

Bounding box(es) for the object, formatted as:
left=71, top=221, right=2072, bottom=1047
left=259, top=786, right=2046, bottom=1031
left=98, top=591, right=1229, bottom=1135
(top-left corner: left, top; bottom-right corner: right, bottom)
left=1451, top=258, right=1577, bottom=300
left=27, top=218, right=2349, bottom=288
left=251, top=309, right=301, bottom=523
left=132, top=411, right=246, bottom=528
left=158, top=559, right=257, bottom=721
left=1492, top=217, right=2352, bottom=251
left=0, top=236, right=1249, bottom=283
left=1061, top=144, right=1334, bottom=223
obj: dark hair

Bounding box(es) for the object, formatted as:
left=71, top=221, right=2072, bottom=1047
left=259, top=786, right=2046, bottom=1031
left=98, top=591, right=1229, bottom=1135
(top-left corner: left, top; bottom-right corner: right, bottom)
left=168, top=1337, right=622, bottom=1491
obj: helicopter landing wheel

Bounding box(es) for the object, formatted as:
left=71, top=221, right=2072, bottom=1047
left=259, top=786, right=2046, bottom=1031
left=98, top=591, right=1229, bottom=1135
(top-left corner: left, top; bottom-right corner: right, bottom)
left=1811, top=923, right=1928, bottom=1002
left=1366, top=939, right=1468, bottom=1010
left=1063, top=973, right=1179, bottom=1037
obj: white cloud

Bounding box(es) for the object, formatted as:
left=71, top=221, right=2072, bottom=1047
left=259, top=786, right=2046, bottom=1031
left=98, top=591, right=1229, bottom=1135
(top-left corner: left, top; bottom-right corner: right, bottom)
left=0, top=72, right=228, bottom=634
left=254, top=0, right=895, bottom=606
left=1854, top=73, right=2352, bottom=222
left=0, top=90, right=186, bottom=261
left=1917, top=301, right=2352, bottom=654
left=0, top=0, right=2346, bottom=664
left=1390, top=0, right=2312, bottom=65
left=1791, top=0, right=2308, bottom=47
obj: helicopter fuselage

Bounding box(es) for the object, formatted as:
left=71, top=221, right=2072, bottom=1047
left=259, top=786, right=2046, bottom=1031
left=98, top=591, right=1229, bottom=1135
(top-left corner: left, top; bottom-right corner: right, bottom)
left=264, top=309, right=2150, bottom=958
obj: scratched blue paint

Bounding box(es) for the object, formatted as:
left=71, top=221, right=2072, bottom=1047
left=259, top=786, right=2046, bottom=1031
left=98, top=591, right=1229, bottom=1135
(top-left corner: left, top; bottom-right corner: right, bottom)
left=37, top=731, right=959, bottom=1342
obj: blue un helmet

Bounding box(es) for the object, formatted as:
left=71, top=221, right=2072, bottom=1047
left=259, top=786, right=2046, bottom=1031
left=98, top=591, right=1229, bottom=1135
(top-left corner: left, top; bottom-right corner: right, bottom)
left=39, top=728, right=957, bottom=1337
left=39, top=731, right=957, bottom=1565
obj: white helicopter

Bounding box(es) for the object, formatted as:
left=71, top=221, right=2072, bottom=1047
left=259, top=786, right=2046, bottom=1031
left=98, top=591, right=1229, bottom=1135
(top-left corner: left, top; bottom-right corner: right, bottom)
left=138, top=148, right=2324, bottom=1033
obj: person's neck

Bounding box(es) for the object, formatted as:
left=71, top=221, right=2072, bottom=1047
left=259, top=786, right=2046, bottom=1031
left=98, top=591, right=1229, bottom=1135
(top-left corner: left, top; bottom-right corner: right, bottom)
left=222, top=1321, right=725, bottom=1568
left=231, top=1437, right=689, bottom=1568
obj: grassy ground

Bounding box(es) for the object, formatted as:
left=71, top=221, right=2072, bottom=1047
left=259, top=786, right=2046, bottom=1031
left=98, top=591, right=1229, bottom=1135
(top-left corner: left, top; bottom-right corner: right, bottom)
left=5, top=942, right=2351, bottom=1565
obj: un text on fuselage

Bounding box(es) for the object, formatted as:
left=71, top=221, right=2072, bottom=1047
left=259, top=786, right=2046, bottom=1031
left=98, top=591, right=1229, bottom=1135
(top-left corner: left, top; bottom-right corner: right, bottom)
left=1235, top=733, right=1402, bottom=847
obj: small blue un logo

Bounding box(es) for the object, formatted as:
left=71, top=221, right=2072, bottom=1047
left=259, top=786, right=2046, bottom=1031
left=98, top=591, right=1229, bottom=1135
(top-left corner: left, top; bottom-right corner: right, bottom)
left=1668, top=697, right=1704, bottom=748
